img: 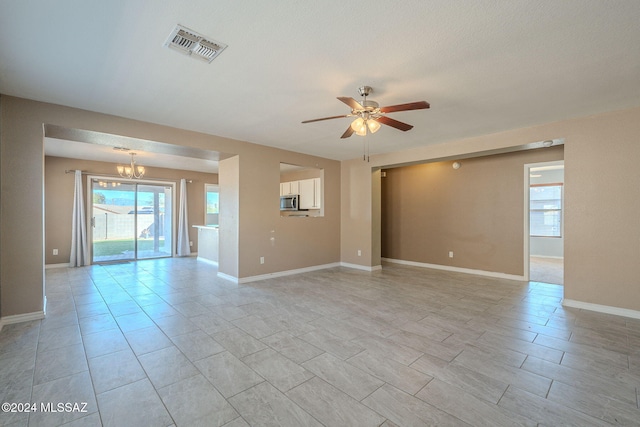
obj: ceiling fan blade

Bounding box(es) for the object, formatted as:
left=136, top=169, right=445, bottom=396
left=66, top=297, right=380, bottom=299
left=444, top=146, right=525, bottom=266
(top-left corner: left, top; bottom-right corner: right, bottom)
left=337, top=97, right=364, bottom=110
left=379, top=101, right=430, bottom=113
left=340, top=126, right=354, bottom=139
left=376, top=116, right=414, bottom=131
left=301, top=114, right=351, bottom=124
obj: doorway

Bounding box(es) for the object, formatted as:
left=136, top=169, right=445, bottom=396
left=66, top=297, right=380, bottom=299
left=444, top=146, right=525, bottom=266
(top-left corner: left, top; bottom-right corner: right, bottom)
left=90, top=178, right=174, bottom=263
left=525, top=161, right=564, bottom=284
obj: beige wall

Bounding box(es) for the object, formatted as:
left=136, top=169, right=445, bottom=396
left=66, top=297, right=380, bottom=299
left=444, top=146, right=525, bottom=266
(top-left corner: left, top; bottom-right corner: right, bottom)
left=44, top=156, right=217, bottom=264
left=238, top=153, right=340, bottom=277
left=1, top=96, right=46, bottom=317
left=0, top=96, right=341, bottom=318
left=280, top=168, right=322, bottom=182
left=341, top=106, right=640, bottom=312
left=219, top=156, right=239, bottom=279
left=381, top=147, right=564, bottom=275
left=341, top=157, right=375, bottom=266
left=563, top=109, right=640, bottom=310
left=2, top=92, right=640, bottom=317
left=0, top=96, right=3, bottom=316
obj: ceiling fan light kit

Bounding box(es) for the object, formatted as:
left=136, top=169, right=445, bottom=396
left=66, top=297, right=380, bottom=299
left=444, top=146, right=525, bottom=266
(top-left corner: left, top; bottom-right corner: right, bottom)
left=366, top=118, right=381, bottom=133
left=302, top=85, right=430, bottom=139
left=350, top=116, right=381, bottom=136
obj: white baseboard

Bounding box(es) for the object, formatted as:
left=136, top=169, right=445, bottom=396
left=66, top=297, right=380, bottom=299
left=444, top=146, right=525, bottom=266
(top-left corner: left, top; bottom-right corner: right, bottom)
left=217, top=272, right=238, bottom=284
left=562, top=299, right=640, bottom=320
left=238, top=262, right=341, bottom=284
left=0, top=310, right=46, bottom=332
left=382, top=258, right=526, bottom=281
left=45, top=263, right=70, bottom=269
left=218, top=261, right=385, bottom=285
left=222, top=259, right=521, bottom=285
left=340, top=262, right=382, bottom=272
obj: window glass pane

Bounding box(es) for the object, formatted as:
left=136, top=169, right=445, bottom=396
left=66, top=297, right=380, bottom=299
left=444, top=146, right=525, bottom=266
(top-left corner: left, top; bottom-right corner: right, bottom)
left=206, top=192, right=219, bottom=214
left=205, top=184, right=219, bottom=226
left=92, top=181, right=136, bottom=262
left=530, top=185, right=562, bottom=237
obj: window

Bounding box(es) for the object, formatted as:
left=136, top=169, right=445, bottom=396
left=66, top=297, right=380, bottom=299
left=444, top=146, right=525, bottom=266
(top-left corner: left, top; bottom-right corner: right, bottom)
left=205, top=184, right=219, bottom=226
left=530, top=184, right=562, bottom=237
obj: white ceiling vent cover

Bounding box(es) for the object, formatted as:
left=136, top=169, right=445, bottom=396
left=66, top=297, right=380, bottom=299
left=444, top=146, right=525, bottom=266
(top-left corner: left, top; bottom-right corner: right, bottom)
left=164, top=25, right=227, bottom=63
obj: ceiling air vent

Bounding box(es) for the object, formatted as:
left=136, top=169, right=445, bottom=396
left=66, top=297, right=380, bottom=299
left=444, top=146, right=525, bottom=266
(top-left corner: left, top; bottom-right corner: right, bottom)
left=164, top=25, right=227, bottom=63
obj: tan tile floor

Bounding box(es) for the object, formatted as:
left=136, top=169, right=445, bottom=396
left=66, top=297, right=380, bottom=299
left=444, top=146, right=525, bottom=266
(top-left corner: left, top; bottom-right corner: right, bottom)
left=1, top=258, right=639, bottom=426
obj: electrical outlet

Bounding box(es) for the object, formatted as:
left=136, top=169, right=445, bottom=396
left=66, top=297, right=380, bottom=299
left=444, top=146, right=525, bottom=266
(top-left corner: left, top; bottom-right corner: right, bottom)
left=260, top=256, right=265, bottom=264
left=448, top=251, right=454, bottom=258
left=357, top=250, right=362, bottom=257
left=189, top=241, right=193, bottom=247
left=53, top=249, right=58, bottom=255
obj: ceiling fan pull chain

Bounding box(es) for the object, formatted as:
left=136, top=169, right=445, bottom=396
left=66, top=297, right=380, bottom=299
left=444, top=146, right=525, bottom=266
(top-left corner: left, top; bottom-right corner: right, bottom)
left=367, top=137, right=370, bottom=162
left=362, top=135, right=370, bottom=162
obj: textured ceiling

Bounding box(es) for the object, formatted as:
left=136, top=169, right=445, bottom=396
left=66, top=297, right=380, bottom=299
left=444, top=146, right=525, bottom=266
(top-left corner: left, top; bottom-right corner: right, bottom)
left=1, top=0, right=639, bottom=166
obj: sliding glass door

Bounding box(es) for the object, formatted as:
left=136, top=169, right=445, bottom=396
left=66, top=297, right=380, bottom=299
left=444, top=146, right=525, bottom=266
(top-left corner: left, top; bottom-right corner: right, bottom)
left=91, top=179, right=173, bottom=263
left=136, top=184, right=173, bottom=260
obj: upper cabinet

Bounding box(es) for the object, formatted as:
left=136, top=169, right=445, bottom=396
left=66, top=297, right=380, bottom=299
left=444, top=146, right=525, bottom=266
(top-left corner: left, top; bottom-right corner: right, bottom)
left=280, top=180, right=299, bottom=196
left=298, top=178, right=321, bottom=209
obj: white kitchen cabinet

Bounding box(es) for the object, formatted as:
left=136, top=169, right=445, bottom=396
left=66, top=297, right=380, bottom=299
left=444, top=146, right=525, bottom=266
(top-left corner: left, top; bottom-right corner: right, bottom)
left=313, top=177, right=322, bottom=208
left=298, top=178, right=321, bottom=209
left=280, top=181, right=299, bottom=196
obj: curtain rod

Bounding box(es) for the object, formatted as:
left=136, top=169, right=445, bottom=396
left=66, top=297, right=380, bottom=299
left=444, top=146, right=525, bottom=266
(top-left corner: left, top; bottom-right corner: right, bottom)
left=64, top=170, right=193, bottom=182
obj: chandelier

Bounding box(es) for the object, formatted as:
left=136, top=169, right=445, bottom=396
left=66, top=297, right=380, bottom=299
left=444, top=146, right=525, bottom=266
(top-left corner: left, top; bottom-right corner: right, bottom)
left=117, top=153, right=145, bottom=179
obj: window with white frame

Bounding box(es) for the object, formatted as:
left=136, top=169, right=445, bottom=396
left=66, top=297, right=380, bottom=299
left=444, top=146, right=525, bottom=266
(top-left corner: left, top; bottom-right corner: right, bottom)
left=205, top=184, right=219, bottom=226
left=530, top=184, right=562, bottom=237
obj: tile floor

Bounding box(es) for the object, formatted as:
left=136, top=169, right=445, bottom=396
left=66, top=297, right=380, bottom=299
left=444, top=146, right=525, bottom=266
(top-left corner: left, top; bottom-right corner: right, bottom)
left=1, top=258, right=639, bottom=426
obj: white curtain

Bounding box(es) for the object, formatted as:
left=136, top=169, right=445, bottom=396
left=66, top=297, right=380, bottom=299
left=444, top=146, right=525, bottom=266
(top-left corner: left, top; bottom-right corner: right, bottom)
left=177, top=178, right=191, bottom=256
left=69, top=170, right=89, bottom=267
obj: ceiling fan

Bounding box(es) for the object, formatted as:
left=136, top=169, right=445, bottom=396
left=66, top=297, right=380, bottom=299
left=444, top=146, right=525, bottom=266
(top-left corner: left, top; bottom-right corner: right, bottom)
left=302, top=86, right=430, bottom=138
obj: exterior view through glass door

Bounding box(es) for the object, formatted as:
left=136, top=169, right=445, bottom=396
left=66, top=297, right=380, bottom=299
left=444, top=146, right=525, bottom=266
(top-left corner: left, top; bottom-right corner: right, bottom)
left=91, top=179, right=173, bottom=263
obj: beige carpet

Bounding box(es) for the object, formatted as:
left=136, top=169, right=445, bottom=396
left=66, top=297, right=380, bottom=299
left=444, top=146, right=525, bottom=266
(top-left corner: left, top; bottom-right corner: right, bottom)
left=530, top=256, right=563, bottom=284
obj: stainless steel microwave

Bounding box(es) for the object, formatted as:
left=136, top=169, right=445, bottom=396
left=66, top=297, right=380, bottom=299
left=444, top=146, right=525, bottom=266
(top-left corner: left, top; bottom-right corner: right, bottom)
left=280, top=194, right=299, bottom=211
